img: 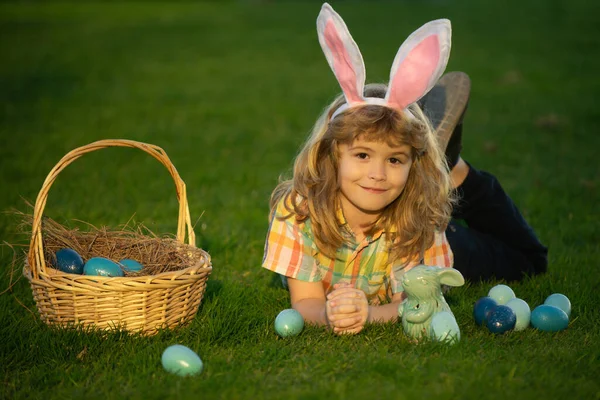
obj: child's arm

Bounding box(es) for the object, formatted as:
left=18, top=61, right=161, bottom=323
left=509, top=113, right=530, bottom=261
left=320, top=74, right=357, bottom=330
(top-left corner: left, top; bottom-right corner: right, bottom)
left=287, top=277, right=329, bottom=326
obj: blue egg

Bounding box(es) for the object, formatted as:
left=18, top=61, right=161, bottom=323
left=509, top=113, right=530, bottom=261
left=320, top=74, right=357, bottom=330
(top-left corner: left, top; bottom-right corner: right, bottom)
left=544, top=293, right=571, bottom=318
left=83, top=257, right=124, bottom=277
left=274, top=309, right=304, bottom=337
left=430, top=311, right=460, bottom=343
left=473, top=297, right=497, bottom=326
left=531, top=305, right=569, bottom=332
left=486, top=305, right=516, bottom=334
left=488, top=284, right=516, bottom=305
left=119, top=258, right=144, bottom=273
left=505, top=298, right=531, bottom=331
left=161, top=344, right=203, bottom=376
left=54, top=248, right=84, bottom=274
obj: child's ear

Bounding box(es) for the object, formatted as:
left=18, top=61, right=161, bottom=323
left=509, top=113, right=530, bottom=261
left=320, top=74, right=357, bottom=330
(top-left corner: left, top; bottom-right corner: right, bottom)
left=317, top=3, right=366, bottom=105
left=385, top=19, right=452, bottom=110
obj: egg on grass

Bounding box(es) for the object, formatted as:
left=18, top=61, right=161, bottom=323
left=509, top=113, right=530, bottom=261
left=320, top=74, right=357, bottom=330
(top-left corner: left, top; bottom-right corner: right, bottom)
left=505, top=298, right=531, bottom=331
left=274, top=309, right=304, bottom=338
left=430, top=311, right=460, bottom=343
left=544, top=293, right=571, bottom=318
left=485, top=305, right=516, bottom=334
left=161, top=345, right=203, bottom=376
left=473, top=296, right=497, bottom=326
left=488, top=284, right=516, bottom=305
left=531, top=305, right=569, bottom=332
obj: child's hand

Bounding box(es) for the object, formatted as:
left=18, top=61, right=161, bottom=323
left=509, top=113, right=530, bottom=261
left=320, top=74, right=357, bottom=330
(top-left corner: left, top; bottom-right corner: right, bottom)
left=326, top=283, right=369, bottom=335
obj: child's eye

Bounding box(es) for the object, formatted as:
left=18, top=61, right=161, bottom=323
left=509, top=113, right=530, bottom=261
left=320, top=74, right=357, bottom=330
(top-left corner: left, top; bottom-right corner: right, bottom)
left=355, top=153, right=369, bottom=160
left=389, top=157, right=403, bottom=165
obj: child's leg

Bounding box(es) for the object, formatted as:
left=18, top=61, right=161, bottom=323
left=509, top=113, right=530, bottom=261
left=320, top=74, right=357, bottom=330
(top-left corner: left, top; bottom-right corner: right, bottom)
left=446, top=160, right=548, bottom=281
left=422, top=72, right=548, bottom=281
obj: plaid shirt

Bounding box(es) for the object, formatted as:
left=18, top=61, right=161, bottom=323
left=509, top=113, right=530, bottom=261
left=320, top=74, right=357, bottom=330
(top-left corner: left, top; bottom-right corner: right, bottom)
left=262, top=197, right=453, bottom=305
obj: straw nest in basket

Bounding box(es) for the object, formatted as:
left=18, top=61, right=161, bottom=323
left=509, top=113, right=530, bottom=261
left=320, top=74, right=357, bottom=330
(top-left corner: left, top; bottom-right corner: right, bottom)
left=19, top=212, right=212, bottom=335
left=36, top=215, right=206, bottom=277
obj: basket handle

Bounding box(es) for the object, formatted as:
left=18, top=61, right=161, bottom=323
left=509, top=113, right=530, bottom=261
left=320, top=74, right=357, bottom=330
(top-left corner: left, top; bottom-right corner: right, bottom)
left=27, top=139, right=196, bottom=279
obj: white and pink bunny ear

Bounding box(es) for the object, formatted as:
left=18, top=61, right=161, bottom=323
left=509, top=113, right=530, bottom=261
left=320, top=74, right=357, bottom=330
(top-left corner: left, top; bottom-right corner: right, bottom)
left=317, top=3, right=365, bottom=105
left=385, top=19, right=452, bottom=110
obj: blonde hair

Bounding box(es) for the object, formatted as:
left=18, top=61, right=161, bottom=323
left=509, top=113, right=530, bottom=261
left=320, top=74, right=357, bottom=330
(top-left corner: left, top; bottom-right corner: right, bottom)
left=270, top=83, right=454, bottom=266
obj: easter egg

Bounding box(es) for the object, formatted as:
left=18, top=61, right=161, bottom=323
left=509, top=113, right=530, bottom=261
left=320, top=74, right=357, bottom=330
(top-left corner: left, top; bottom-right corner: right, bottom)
left=83, top=257, right=124, bottom=277
left=54, top=248, right=84, bottom=274
left=274, top=309, right=304, bottom=337
left=488, top=284, right=516, bottom=305
left=161, top=344, right=203, bottom=376
left=485, top=305, right=516, bottom=334
left=531, top=305, right=569, bottom=332
left=430, top=311, right=460, bottom=343
left=473, top=297, right=497, bottom=326
left=119, top=258, right=143, bottom=273
left=544, top=293, right=571, bottom=318
left=505, top=298, right=531, bottom=331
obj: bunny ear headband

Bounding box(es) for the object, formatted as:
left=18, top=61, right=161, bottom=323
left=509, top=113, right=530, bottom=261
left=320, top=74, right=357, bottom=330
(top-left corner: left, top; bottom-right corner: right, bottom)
left=317, top=3, right=452, bottom=120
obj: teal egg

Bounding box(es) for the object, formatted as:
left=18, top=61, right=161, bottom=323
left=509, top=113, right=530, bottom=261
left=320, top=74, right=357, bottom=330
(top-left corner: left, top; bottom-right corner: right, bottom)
left=531, top=305, right=569, bottom=332
left=544, top=293, right=571, bottom=318
left=161, top=345, right=203, bottom=376
left=430, top=311, right=460, bottom=343
left=119, top=258, right=144, bottom=273
left=83, top=257, right=124, bottom=277
left=505, top=298, right=531, bottom=331
left=274, top=309, right=304, bottom=337
left=54, top=248, right=84, bottom=274
left=488, top=284, right=516, bottom=305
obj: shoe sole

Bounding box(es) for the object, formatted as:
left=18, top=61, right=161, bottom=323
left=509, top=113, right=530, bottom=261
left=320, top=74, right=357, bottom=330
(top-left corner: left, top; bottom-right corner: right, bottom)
left=420, top=71, right=471, bottom=149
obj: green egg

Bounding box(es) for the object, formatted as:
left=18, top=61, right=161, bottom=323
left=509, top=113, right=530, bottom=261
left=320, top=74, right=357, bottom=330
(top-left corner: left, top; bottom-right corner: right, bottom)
left=161, top=345, right=203, bottom=376
left=274, top=309, right=304, bottom=337
left=488, top=284, right=516, bottom=305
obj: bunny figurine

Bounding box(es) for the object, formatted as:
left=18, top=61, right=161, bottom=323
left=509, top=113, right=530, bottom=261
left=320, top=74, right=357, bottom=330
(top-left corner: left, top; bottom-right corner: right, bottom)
left=398, top=265, right=465, bottom=343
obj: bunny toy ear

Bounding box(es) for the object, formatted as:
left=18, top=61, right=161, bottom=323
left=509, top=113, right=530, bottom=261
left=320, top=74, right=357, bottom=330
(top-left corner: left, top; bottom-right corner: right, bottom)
left=438, top=267, right=465, bottom=288
left=385, top=19, right=452, bottom=110
left=317, top=3, right=366, bottom=105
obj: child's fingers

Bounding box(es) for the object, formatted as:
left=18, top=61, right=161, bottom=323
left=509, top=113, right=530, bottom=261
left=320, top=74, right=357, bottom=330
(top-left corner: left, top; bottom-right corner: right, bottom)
left=330, top=314, right=362, bottom=329
left=332, top=282, right=352, bottom=290
left=334, top=325, right=363, bottom=335
left=330, top=302, right=358, bottom=315
left=327, top=287, right=362, bottom=300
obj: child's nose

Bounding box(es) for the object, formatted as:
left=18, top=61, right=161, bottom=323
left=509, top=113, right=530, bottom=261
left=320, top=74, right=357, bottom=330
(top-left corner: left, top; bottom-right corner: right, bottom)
left=368, top=162, right=386, bottom=181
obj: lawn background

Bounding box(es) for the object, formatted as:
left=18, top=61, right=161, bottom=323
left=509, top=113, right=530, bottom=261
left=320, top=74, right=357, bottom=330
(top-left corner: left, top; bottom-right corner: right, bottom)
left=1, top=1, right=599, bottom=399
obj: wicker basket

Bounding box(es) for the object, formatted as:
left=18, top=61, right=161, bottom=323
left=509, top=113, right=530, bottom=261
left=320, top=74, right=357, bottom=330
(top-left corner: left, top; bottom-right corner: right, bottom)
left=23, top=139, right=212, bottom=335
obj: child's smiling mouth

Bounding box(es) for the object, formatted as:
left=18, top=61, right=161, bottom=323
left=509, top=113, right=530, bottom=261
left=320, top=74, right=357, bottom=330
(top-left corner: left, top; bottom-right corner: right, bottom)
left=361, top=186, right=387, bottom=193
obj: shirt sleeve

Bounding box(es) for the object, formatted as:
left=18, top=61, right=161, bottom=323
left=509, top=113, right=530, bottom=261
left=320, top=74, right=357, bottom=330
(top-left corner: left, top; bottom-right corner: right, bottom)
left=389, top=230, right=454, bottom=294
left=261, top=198, right=322, bottom=282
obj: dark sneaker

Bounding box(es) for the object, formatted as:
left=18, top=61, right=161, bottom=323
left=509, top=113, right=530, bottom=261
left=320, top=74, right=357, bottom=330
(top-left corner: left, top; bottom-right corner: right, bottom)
left=418, top=71, right=471, bottom=169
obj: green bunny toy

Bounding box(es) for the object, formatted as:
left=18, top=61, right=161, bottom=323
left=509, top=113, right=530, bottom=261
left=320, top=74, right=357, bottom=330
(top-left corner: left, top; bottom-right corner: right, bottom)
left=398, top=265, right=465, bottom=343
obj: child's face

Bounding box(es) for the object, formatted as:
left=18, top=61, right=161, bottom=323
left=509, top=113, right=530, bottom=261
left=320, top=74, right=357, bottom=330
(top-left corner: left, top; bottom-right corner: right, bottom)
left=337, top=136, right=413, bottom=225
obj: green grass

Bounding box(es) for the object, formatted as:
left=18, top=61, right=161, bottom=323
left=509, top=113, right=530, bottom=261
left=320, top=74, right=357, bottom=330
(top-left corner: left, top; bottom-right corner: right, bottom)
left=1, top=1, right=599, bottom=399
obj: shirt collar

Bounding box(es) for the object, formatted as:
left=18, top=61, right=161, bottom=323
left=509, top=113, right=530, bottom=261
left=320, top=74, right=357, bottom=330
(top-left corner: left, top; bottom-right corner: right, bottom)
left=335, top=203, right=391, bottom=242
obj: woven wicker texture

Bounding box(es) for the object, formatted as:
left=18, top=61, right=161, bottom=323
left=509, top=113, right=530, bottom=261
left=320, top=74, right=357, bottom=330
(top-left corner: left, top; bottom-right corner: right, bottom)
left=23, top=139, right=212, bottom=335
